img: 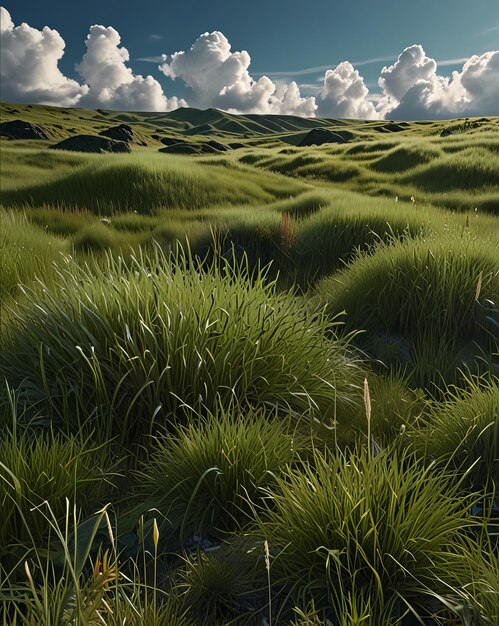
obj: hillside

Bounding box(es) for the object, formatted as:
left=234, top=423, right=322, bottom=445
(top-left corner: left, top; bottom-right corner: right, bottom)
left=3, top=100, right=497, bottom=145
left=0, top=100, right=498, bottom=626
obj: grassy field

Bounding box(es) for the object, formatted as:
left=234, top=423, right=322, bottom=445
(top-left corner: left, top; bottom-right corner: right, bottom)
left=0, top=101, right=498, bottom=625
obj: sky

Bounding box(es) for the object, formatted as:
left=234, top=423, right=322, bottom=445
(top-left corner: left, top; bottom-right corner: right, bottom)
left=1, top=1, right=498, bottom=119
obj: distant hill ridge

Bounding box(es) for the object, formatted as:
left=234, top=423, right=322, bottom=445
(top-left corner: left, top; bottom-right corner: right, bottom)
left=1, top=101, right=497, bottom=151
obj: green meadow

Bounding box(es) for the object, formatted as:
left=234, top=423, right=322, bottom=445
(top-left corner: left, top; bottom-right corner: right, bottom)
left=0, top=102, right=498, bottom=625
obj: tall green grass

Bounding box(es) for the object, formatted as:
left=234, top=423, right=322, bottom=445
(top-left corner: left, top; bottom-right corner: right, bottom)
left=0, top=210, right=68, bottom=303
left=0, top=153, right=306, bottom=215
left=256, top=447, right=476, bottom=623
left=0, top=428, right=114, bottom=559
left=292, top=190, right=430, bottom=281
left=318, top=234, right=499, bottom=388
left=137, top=405, right=306, bottom=541
left=0, top=246, right=362, bottom=446
left=1, top=103, right=497, bottom=624
left=1, top=501, right=191, bottom=626
left=177, top=538, right=265, bottom=624
left=416, top=377, right=499, bottom=490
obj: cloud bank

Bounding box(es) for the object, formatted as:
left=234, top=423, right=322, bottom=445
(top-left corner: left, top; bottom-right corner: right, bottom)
left=0, top=7, right=182, bottom=111
left=0, top=6, right=86, bottom=106
left=159, top=31, right=316, bottom=116
left=1, top=6, right=497, bottom=119
left=378, top=45, right=499, bottom=119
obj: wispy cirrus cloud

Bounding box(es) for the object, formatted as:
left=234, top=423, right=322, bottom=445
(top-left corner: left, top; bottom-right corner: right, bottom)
left=436, top=57, right=471, bottom=66
left=478, top=23, right=499, bottom=36
left=134, top=55, right=163, bottom=63
left=137, top=54, right=472, bottom=71
left=251, top=55, right=396, bottom=78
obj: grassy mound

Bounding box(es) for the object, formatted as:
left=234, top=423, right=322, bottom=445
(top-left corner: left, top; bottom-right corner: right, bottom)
left=318, top=235, right=499, bottom=387
left=416, top=378, right=499, bottom=489
left=0, top=153, right=305, bottom=214
left=0, top=248, right=362, bottom=446
left=137, top=406, right=306, bottom=541
left=292, top=190, right=430, bottom=280
left=370, top=143, right=440, bottom=173
left=405, top=149, right=499, bottom=191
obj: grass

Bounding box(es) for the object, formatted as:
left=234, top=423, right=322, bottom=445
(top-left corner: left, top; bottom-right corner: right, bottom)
left=0, top=100, right=498, bottom=625
left=291, top=189, right=431, bottom=281
left=317, top=233, right=499, bottom=388
left=0, top=246, right=363, bottom=446
left=405, top=148, right=499, bottom=192
left=0, top=151, right=306, bottom=215
left=0, top=426, right=115, bottom=563
left=240, top=133, right=499, bottom=214
left=0, top=210, right=68, bottom=303
left=177, top=539, right=266, bottom=624
left=136, top=405, right=307, bottom=541
left=416, top=377, right=499, bottom=490
left=255, top=446, right=477, bottom=623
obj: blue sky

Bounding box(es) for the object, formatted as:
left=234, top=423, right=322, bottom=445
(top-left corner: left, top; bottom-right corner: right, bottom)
left=1, top=1, right=498, bottom=118
left=8, top=1, right=499, bottom=88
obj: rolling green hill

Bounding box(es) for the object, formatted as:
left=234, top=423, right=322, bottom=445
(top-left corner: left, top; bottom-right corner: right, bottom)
left=2, top=101, right=498, bottom=211
left=1, top=100, right=498, bottom=625
left=6, top=100, right=496, bottom=145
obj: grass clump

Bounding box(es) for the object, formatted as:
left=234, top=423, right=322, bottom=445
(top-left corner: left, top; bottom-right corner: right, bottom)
left=72, top=220, right=129, bottom=254
left=0, top=246, right=362, bottom=446
left=137, top=406, right=306, bottom=541
left=371, top=143, right=441, bottom=173
left=405, top=148, right=499, bottom=191
left=0, top=429, right=114, bottom=558
left=416, top=377, right=499, bottom=490
left=318, top=234, right=499, bottom=388
left=0, top=210, right=68, bottom=302
left=177, top=540, right=265, bottom=624
left=364, top=373, right=426, bottom=446
left=257, top=447, right=475, bottom=623
left=293, top=191, right=430, bottom=281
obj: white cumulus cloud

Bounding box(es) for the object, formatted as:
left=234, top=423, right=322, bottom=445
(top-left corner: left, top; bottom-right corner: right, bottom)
left=0, top=6, right=87, bottom=106
left=459, top=51, right=499, bottom=115
left=316, top=62, right=381, bottom=119
left=0, top=7, right=183, bottom=112
left=159, top=31, right=316, bottom=116
left=271, top=81, right=317, bottom=117
left=76, top=24, right=184, bottom=111
left=379, top=45, right=499, bottom=119
left=379, top=45, right=437, bottom=102
left=1, top=7, right=498, bottom=120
